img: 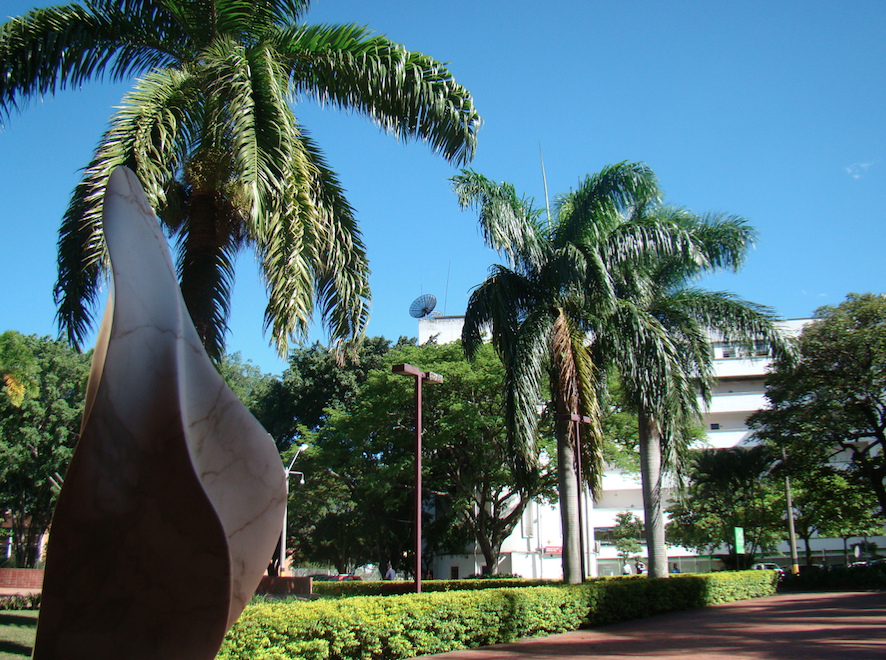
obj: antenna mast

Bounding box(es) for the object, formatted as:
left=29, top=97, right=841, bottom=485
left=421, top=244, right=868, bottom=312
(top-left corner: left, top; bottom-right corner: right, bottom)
left=540, top=143, right=552, bottom=225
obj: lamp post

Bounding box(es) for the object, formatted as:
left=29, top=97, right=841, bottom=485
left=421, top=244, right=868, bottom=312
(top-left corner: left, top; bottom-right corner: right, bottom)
left=278, top=442, right=309, bottom=576
left=559, top=413, right=592, bottom=581
left=392, top=363, right=443, bottom=593
left=781, top=448, right=800, bottom=576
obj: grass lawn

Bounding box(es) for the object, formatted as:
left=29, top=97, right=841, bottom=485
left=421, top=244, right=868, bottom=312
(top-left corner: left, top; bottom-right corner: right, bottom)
left=0, top=611, right=37, bottom=660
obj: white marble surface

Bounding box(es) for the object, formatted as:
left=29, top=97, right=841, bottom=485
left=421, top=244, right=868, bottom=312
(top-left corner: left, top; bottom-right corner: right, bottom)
left=34, top=167, right=286, bottom=659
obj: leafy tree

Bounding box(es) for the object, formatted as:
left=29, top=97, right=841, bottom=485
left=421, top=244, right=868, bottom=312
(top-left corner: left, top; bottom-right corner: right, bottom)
left=419, top=343, right=557, bottom=574
left=749, top=293, right=886, bottom=515
left=787, top=467, right=883, bottom=567
left=284, top=342, right=555, bottom=575
left=216, top=351, right=276, bottom=413
left=0, top=0, right=480, bottom=361
left=0, top=330, right=38, bottom=407
left=666, top=447, right=784, bottom=568
left=0, top=335, right=91, bottom=567
left=597, top=207, right=789, bottom=578
left=258, top=336, right=400, bottom=450
left=452, top=162, right=686, bottom=583
left=611, top=511, right=643, bottom=561
left=600, top=373, right=640, bottom=474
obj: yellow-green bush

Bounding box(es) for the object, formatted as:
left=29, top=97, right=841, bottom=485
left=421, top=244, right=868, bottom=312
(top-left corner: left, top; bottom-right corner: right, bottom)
left=310, top=577, right=547, bottom=598
left=219, top=572, right=776, bottom=660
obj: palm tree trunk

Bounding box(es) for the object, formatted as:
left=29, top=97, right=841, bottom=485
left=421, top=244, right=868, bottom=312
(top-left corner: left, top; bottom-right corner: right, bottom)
left=178, top=193, right=236, bottom=362
left=557, top=420, right=582, bottom=584
left=638, top=408, right=668, bottom=578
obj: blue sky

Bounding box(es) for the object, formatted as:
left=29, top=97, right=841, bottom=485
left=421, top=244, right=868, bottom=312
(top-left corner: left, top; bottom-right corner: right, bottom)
left=2, top=1, right=884, bottom=375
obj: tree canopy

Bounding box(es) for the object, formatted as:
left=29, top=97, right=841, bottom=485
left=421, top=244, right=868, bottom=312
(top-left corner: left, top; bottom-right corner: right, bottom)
left=611, top=511, right=643, bottom=561
left=749, top=293, right=886, bottom=515
left=284, top=341, right=556, bottom=575
left=666, top=446, right=785, bottom=568
left=0, top=330, right=38, bottom=408
left=0, top=334, right=91, bottom=567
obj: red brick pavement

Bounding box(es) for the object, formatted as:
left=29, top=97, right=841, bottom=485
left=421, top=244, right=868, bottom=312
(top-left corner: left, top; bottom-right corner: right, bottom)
left=413, top=591, right=886, bottom=660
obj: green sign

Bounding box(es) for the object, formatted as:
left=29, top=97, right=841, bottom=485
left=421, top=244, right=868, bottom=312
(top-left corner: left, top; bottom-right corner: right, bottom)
left=735, top=527, right=745, bottom=554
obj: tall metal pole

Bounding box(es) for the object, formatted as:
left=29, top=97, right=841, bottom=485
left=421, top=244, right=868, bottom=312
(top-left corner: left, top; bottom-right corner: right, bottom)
left=278, top=443, right=307, bottom=576
left=781, top=448, right=800, bottom=575
left=573, top=418, right=586, bottom=581
left=393, top=364, right=443, bottom=594
left=414, top=371, right=422, bottom=592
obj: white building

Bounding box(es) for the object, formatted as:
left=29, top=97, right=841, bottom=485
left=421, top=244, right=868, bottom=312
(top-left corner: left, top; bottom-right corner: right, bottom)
left=420, top=316, right=884, bottom=578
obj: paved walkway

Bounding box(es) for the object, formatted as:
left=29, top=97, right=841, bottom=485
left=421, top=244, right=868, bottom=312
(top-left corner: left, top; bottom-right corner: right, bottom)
left=414, top=591, right=886, bottom=660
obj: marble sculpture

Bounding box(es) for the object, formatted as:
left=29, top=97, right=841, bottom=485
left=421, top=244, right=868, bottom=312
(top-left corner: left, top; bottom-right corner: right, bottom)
left=33, top=167, right=287, bottom=659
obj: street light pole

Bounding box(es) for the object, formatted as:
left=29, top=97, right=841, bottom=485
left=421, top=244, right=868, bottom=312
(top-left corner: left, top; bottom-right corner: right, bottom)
left=392, top=363, right=443, bottom=593
left=278, top=442, right=308, bottom=576
left=781, top=449, right=800, bottom=576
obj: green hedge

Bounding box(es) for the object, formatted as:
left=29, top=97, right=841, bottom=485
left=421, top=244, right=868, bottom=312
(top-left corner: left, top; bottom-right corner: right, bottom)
left=310, top=577, right=547, bottom=598
left=781, top=562, right=886, bottom=591
left=219, top=571, right=777, bottom=659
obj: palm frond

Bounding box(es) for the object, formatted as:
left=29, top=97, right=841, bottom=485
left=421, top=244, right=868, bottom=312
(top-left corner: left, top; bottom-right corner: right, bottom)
left=690, top=211, right=756, bottom=273
left=176, top=206, right=241, bottom=361
left=543, top=243, right=615, bottom=314
left=0, top=2, right=182, bottom=123
left=554, top=161, right=661, bottom=246
left=555, top=313, right=604, bottom=497
left=596, top=300, right=680, bottom=422
left=505, top=309, right=553, bottom=465
left=288, top=128, right=371, bottom=354
left=462, top=266, right=532, bottom=363
left=247, top=103, right=369, bottom=356
left=602, top=215, right=698, bottom=278
left=450, top=170, right=545, bottom=271
left=278, top=23, right=480, bottom=165
left=665, top=288, right=791, bottom=362
left=213, top=0, right=313, bottom=36
left=55, top=66, right=202, bottom=348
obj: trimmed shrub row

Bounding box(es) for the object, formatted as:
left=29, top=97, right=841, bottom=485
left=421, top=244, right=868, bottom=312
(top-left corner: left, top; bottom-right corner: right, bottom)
left=781, top=562, right=886, bottom=592
left=0, top=593, right=41, bottom=610
left=310, top=577, right=550, bottom=598
left=219, top=571, right=777, bottom=659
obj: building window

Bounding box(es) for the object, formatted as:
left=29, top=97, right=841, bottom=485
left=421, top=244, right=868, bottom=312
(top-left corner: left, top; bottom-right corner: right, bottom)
left=710, top=423, right=720, bottom=430
left=595, top=527, right=615, bottom=545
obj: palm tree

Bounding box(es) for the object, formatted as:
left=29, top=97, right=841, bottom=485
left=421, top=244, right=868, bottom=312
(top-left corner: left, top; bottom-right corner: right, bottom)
left=452, top=162, right=691, bottom=583
left=596, top=207, right=790, bottom=578
left=0, top=0, right=480, bottom=360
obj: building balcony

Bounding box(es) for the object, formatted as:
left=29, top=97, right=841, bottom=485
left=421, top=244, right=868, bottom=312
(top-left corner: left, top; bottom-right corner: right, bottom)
left=701, top=428, right=754, bottom=449
left=712, top=358, right=771, bottom=378
left=704, top=392, right=767, bottom=414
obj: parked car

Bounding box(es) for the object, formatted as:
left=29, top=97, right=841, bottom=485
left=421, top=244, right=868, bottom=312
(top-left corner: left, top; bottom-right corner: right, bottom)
left=751, top=562, right=785, bottom=579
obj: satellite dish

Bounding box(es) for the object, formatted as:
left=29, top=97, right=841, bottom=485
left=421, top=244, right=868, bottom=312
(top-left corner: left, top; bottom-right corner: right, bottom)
left=409, top=294, right=437, bottom=319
